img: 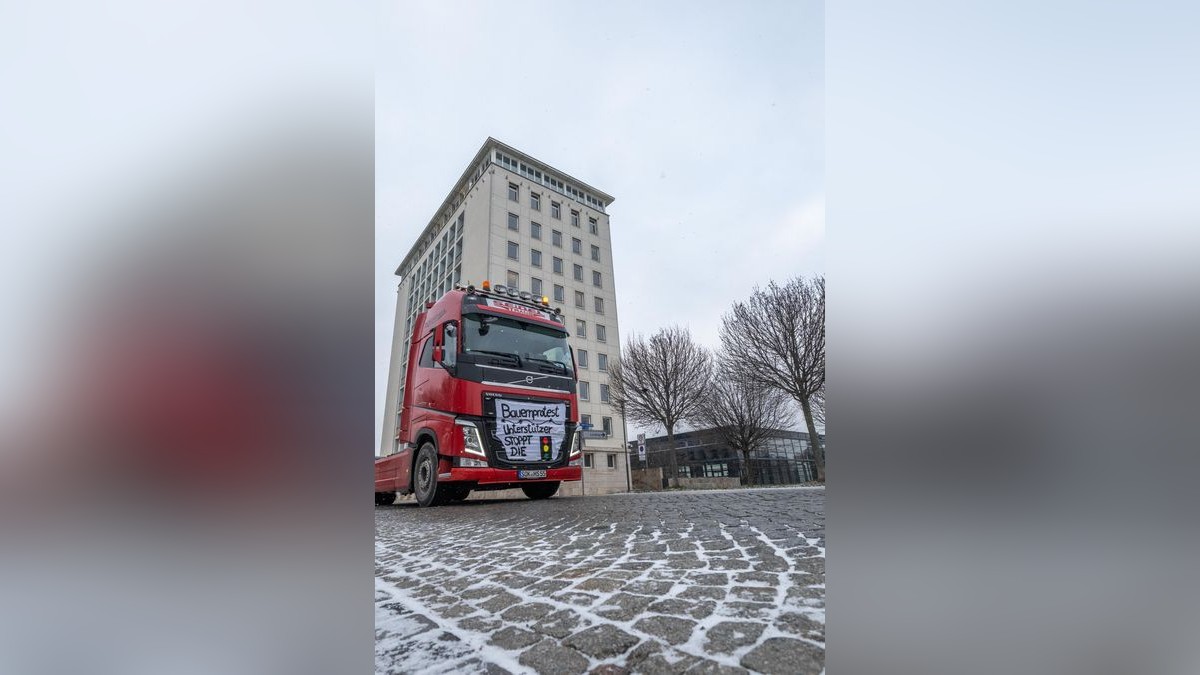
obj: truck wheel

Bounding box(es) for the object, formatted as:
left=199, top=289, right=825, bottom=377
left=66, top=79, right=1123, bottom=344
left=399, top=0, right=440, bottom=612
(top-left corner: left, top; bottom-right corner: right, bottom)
left=413, top=443, right=447, bottom=507
left=521, top=482, right=560, bottom=500
left=375, top=492, right=395, bottom=506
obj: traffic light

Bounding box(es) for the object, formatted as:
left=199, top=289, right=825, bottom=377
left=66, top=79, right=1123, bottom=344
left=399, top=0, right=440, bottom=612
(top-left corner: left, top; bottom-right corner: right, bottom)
left=540, top=436, right=552, bottom=461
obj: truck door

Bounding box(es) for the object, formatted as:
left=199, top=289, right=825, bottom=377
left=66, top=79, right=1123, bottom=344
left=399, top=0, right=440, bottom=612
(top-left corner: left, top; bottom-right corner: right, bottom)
left=427, top=321, right=457, bottom=408
left=410, top=331, right=437, bottom=421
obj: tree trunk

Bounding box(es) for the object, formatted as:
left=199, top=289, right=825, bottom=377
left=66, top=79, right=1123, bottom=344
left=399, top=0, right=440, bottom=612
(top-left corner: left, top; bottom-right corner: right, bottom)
left=800, top=397, right=824, bottom=482
left=665, top=424, right=680, bottom=488
left=741, top=448, right=754, bottom=486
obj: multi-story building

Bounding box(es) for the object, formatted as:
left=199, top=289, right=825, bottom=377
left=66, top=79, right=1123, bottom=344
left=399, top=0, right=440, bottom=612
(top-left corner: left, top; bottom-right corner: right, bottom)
left=632, top=428, right=825, bottom=486
left=379, top=137, right=629, bottom=495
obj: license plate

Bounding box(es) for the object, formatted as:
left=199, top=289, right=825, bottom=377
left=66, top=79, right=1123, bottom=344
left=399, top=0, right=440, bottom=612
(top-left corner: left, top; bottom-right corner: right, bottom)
left=518, top=469, right=547, bottom=479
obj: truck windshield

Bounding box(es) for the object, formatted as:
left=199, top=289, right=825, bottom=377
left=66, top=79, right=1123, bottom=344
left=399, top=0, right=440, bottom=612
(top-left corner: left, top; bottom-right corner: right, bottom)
left=462, top=314, right=574, bottom=373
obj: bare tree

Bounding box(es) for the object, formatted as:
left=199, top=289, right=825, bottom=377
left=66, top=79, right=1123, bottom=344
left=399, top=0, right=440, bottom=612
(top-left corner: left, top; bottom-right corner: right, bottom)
left=720, top=276, right=826, bottom=480
left=608, top=326, right=713, bottom=487
left=692, top=366, right=793, bottom=486
left=810, top=387, right=826, bottom=427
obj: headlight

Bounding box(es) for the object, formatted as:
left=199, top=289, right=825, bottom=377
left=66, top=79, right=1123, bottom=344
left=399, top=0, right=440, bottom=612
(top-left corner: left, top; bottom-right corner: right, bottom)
left=457, top=420, right=487, bottom=457
left=569, top=429, right=582, bottom=458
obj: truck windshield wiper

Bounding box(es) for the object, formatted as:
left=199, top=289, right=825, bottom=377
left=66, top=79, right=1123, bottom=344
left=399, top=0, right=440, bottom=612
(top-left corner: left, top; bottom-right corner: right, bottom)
left=523, top=355, right=568, bottom=375
left=470, top=349, right=522, bottom=367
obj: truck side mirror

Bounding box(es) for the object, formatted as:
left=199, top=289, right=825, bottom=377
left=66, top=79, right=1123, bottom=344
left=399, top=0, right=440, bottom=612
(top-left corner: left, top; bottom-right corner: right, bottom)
left=432, top=346, right=444, bottom=363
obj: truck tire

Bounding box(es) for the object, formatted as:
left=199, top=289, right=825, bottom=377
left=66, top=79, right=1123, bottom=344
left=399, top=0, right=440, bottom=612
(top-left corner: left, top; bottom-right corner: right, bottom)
left=375, top=492, right=396, bottom=506
left=521, top=482, right=560, bottom=500
left=413, top=443, right=448, bottom=507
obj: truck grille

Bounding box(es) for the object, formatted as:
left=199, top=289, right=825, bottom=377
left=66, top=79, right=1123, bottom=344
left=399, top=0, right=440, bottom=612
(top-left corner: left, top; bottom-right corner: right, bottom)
left=481, top=392, right=574, bottom=470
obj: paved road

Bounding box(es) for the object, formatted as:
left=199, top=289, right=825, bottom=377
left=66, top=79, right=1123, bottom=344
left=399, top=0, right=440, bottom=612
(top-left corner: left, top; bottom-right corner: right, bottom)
left=375, top=487, right=825, bottom=674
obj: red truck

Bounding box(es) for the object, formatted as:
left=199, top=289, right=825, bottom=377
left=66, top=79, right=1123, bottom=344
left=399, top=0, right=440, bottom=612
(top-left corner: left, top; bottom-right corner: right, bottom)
left=375, top=281, right=582, bottom=507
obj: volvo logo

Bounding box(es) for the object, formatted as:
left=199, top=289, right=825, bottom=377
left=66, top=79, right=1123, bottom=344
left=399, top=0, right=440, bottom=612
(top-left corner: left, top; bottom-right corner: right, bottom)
left=525, top=375, right=534, bottom=384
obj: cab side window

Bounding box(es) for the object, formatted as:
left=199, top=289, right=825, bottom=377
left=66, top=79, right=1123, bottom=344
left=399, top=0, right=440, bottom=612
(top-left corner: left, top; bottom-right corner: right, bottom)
left=418, top=335, right=435, bottom=368
left=442, top=322, right=458, bottom=368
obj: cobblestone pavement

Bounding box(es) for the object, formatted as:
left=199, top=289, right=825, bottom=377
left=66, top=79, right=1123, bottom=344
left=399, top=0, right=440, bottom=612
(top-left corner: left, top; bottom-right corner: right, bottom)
left=375, top=487, right=825, bottom=674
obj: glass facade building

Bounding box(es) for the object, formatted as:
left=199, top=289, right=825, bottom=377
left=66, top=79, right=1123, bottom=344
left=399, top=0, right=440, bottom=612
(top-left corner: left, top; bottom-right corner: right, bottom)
left=632, top=428, right=824, bottom=485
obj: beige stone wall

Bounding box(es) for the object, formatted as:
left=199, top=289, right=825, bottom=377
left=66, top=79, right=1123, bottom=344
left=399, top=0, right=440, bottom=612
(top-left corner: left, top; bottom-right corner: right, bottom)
left=631, top=468, right=664, bottom=491
left=677, top=477, right=741, bottom=490
left=580, top=457, right=630, bottom=495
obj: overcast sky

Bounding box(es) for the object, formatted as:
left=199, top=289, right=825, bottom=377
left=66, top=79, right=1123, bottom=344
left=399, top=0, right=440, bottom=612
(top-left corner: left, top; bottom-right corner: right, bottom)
left=377, top=0, right=824, bottom=443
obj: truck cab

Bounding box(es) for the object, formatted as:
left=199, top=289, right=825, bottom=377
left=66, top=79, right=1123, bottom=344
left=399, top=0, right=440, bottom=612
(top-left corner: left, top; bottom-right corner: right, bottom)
left=375, top=282, right=582, bottom=506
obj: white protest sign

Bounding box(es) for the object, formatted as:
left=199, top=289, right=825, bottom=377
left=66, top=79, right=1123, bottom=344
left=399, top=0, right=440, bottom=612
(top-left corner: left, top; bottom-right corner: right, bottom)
left=494, top=399, right=567, bottom=462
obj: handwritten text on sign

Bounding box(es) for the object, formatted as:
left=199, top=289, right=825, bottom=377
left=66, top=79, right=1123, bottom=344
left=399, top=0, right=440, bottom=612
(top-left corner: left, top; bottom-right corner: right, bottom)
left=494, top=399, right=566, bottom=462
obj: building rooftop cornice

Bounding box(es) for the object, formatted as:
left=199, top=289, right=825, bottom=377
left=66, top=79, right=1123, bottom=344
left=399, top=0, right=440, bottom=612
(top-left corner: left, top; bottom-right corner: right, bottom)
left=394, top=137, right=614, bottom=276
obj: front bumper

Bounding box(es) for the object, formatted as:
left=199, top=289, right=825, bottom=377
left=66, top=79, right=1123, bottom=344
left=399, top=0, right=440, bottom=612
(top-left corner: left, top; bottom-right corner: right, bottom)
left=446, top=465, right=582, bottom=484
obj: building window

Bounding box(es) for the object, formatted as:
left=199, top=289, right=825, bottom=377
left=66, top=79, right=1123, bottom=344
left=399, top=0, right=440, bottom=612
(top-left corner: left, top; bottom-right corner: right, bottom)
left=571, top=210, right=580, bottom=227
left=584, top=453, right=593, bottom=468
left=576, top=319, right=586, bottom=338
left=508, top=212, right=519, bottom=230
left=582, top=413, right=592, bottom=426
left=531, top=249, right=542, bottom=267
left=596, top=324, right=607, bottom=342
left=507, top=241, right=519, bottom=260
left=531, top=277, right=543, bottom=296
left=594, top=297, right=604, bottom=314
left=572, top=237, right=582, bottom=255
left=598, top=353, right=608, bottom=371
left=553, top=257, right=564, bottom=275
left=508, top=183, right=519, bottom=201
left=602, top=416, right=612, bottom=436
left=591, top=245, right=600, bottom=262
left=593, top=270, right=602, bottom=288
left=600, top=384, right=611, bottom=403
left=589, top=217, right=598, bottom=235
left=573, top=264, right=583, bottom=281
left=606, top=453, right=616, bottom=468
left=531, top=192, right=541, bottom=211
left=578, top=349, right=589, bottom=368
left=551, top=201, right=561, bottom=219
left=531, top=222, right=542, bottom=240
left=579, top=381, right=590, bottom=400
left=507, top=270, right=519, bottom=287
left=553, top=284, right=565, bottom=302
left=552, top=230, right=562, bottom=247
left=575, top=290, right=585, bottom=308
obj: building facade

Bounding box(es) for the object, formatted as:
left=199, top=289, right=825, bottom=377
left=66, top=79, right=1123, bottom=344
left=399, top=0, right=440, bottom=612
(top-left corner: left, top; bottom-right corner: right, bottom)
left=380, top=138, right=629, bottom=495
left=632, top=428, right=824, bottom=486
